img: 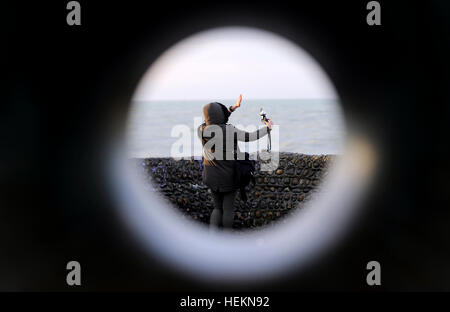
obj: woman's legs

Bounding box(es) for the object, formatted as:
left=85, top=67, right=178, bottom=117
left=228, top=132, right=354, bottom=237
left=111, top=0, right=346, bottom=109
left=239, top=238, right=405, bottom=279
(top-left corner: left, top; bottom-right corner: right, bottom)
left=210, top=191, right=224, bottom=229
left=210, top=190, right=237, bottom=230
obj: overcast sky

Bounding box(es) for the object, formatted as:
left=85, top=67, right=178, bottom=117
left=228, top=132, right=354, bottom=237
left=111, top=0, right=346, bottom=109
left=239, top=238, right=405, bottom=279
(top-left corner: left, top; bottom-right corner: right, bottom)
left=132, top=27, right=338, bottom=101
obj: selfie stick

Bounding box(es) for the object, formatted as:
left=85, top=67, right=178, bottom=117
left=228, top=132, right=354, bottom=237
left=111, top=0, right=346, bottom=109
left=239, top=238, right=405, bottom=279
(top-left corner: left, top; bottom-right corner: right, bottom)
left=259, top=108, right=271, bottom=152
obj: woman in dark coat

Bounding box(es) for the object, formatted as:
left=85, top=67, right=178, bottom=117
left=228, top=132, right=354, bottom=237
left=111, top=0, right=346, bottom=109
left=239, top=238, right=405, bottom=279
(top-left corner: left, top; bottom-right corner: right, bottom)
left=197, top=95, right=273, bottom=231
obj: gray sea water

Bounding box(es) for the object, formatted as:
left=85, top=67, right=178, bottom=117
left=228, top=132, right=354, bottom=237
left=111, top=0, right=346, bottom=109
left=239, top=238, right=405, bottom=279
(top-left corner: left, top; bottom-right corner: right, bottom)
left=126, top=99, right=346, bottom=158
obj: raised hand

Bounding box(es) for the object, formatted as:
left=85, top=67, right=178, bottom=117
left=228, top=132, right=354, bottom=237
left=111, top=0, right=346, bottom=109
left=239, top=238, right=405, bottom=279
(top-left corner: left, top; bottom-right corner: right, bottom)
left=233, top=94, right=242, bottom=109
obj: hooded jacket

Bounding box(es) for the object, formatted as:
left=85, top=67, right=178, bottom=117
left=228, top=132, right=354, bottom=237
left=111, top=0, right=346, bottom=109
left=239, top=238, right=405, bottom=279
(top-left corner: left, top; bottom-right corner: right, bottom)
left=197, top=102, right=270, bottom=192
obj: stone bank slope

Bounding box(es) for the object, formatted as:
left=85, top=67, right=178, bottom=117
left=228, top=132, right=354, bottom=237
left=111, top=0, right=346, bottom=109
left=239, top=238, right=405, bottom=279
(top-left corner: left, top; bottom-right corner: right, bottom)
left=132, top=152, right=334, bottom=230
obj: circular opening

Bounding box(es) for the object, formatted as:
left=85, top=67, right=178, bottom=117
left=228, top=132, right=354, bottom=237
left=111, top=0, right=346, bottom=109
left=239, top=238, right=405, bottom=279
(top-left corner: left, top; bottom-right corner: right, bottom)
left=108, top=26, right=376, bottom=285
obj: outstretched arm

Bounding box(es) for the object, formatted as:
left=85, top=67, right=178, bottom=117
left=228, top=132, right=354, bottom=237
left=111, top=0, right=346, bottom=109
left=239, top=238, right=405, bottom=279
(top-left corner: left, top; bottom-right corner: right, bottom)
left=233, top=119, right=273, bottom=142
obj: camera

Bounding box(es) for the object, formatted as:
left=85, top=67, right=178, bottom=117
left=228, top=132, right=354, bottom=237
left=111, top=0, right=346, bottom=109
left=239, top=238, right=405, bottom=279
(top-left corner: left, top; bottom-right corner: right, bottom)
left=259, top=108, right=269, bottom=123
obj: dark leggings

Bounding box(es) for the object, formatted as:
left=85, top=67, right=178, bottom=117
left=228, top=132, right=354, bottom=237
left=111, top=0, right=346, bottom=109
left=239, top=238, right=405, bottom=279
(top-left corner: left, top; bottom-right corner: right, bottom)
left=210, top=190, right=236, bottom=229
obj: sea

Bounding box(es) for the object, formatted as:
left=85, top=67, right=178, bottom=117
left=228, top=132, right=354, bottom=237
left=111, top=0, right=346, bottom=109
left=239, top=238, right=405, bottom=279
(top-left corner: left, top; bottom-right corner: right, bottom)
left=125, top=99, right=346, bottom=158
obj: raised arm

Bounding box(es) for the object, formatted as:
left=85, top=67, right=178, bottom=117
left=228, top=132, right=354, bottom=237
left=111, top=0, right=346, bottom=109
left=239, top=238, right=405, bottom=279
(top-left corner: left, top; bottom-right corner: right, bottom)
left=228, top=94, right=242, bottom=113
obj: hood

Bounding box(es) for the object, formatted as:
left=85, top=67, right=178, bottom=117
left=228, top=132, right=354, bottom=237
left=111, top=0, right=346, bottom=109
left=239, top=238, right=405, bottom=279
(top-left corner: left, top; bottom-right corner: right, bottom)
left=202, top=102, right=230, bottom=125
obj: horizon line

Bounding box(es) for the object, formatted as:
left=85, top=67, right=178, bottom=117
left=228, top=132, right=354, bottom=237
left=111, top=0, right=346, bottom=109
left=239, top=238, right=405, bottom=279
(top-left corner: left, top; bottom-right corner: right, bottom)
left=131, top=97, right=339, bottom=102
